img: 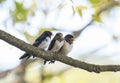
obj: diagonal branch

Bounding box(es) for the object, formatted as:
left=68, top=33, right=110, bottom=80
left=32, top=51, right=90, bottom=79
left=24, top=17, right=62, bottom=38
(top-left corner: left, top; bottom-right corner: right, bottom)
left=1, top=30, right=120, bottom=73
left=73, top=19, right=94, bottom=38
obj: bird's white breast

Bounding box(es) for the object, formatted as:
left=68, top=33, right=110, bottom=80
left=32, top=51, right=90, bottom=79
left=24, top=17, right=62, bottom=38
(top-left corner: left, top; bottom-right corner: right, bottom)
left=38, top=37, right=51, bottom=49
left=51, top=40, right=64, bottom=52
left=61, top=40, right=73, bottom=55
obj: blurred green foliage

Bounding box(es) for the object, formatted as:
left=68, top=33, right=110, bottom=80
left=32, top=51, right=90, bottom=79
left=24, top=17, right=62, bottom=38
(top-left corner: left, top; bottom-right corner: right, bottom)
left=92, top=14, right=102, bottom=22
left=89, top=0, right=116, bottom=22
left=89, top=0, right=106, bottom=22
left=0, top=0, right=5, bottom=3
left=74, top=6, right=87, bottom=17
left=12, top=1, right=29, bottom=22
left=10, top=1, right=35, bottom=23
left=89, top=0, right=102, bottom=7
left=11, top=0, right=120, bottom=41
left=8, top=0, right=120, bottom=24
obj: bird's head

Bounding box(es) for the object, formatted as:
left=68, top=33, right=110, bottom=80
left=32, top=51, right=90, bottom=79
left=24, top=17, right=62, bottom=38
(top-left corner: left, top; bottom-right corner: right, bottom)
left=43, top=31, right=52, bottom=37
left=55, top=33, right=63, bottom=41
left=64, top=34, right=74, bottom=44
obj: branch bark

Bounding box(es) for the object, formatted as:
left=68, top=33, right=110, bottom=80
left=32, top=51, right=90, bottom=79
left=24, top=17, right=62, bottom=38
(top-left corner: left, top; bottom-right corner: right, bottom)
left=1, top=30, right=120, bottom=73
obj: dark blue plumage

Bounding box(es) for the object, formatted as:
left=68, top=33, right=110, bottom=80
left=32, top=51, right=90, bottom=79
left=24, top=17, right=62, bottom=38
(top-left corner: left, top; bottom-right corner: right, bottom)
left=19, top=31, right=52, bottom=60
left=44, top=33, right=64, bottom=64
left=48, top=33, right=63, bottom=51
left=33, top=31, right=52, bottom=47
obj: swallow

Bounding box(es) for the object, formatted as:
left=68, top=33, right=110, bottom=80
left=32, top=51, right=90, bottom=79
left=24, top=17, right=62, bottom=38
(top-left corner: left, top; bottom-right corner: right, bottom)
left=49, top=34, right=74, bottom=64
left=58, top=34, right=74, bottom=55
left=44, top=33, right=64, bottom=64
left=19, top=31, right=52, bottom=60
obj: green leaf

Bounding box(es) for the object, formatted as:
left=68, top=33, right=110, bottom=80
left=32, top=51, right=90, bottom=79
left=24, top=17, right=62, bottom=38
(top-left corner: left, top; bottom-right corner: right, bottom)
left=92, top=14, right=102, bottom=22
left=11, top=1, right=29, bottom=22
left=0, top=0, right=6, bottom=3
left=89, top=0, right=102, bottom=7
left=89, top=0, right=110, bottom=13
left=76, top=7, right=82, bottom=16
left=89, top=0, right=112, bottom=22
left=75, top=6, right=87, bottom=17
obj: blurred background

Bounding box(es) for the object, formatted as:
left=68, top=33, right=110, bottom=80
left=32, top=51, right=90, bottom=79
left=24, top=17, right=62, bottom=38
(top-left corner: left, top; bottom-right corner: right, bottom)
left=0, top=0, right=120, bottom=83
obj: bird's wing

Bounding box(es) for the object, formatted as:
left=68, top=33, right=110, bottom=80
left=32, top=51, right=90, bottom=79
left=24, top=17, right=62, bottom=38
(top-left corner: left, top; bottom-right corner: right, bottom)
left=33, top=34, right=46, bottom=47
left=48, top=38, right=56, bottom=50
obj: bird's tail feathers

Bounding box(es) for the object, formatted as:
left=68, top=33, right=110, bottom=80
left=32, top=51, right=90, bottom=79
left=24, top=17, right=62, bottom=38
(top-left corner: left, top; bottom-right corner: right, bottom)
left=44, top=60, right=47, bottom=64
left=19, top=53, right=31, bottom=60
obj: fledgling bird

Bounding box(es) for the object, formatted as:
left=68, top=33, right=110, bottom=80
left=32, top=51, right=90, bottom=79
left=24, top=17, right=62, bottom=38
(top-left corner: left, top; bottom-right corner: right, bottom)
left=19, top=31, right=52, bottom=60
left=44, top=33, right=64, bottom=64
left=49, top=34, right=74, bottom=64
left=58, top=34, right=74, bottom=55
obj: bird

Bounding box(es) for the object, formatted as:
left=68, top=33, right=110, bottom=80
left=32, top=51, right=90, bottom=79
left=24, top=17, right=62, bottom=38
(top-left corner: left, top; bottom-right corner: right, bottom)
left=58, top=34, right=74, bottom=55
left=19, top=31, right=52, bottom=60
left=44, top=33, right=64, bottom=64
left=49, top=34, right=74, bottom=64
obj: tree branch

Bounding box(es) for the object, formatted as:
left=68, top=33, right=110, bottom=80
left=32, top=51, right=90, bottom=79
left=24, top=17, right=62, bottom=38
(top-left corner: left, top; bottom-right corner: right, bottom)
left=0, top=30, right=120, bottom=73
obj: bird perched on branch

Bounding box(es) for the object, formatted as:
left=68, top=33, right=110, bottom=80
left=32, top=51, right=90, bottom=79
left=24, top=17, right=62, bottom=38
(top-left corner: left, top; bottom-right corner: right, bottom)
left=59, top=34, right=74, bottom=55
left=44, top=33, right=64, bottom=64
left=49, top=34, right=74, bottom=64
left=19, top=31, right=52, bottom=60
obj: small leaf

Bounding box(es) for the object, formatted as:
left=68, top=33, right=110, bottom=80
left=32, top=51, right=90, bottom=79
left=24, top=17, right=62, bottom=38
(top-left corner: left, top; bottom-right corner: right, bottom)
left=11, top=1, right=29, bottom=22
left=89, top=0, right=102, bottom=7
left=92, top=14, right=102, bottom=22
left=76, top=7, right=82, bottom=16
left=75, top=6, right=87, bottom=17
